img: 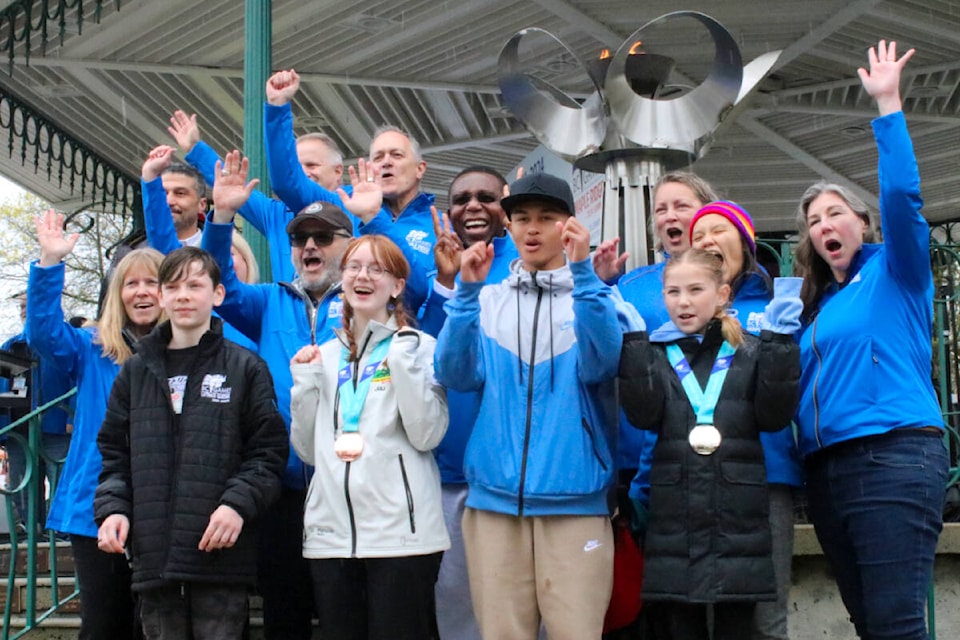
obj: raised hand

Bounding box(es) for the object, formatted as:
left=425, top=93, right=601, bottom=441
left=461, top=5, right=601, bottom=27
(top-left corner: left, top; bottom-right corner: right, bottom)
left=336, top=159, right=383, bottom=223
left=432, top=205, right=463, bottom=288
left=560, top=216, right=591, bottom=263
left=212, top=150, right=260, bottom=222
left=168, top=110, right=200, bottom=154
left=592, top=237, right=629, bottom=283
left=35, top=209, right=79, bottom=267
left=266, top=69, right=301, bottom=106
left=142, top=145, right=176, bottom=181
left=460, top=240, right=494, bottom=284
left=291, top=344, right=322, bottom=365
left=858, top=39, right=914, bottom=116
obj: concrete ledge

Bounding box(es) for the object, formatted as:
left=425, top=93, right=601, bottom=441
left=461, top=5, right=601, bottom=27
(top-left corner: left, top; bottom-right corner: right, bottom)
left=794, top=522, right=960, bottom=556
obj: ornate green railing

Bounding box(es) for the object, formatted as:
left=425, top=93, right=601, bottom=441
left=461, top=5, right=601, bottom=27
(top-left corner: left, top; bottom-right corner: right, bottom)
left=1, top=388, right=77, bottom=640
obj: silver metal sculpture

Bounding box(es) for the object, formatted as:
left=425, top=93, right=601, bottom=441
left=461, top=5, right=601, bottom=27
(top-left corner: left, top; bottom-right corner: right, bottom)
left=498, top=11, right=782, bottom=268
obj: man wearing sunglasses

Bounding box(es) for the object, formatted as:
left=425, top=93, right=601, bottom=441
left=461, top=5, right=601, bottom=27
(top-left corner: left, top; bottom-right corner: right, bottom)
left=200, top=150, right=375, bottom=640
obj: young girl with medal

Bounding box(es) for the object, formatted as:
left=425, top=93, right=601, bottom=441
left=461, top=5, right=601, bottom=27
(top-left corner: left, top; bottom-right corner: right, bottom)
left=618, top=248, right=800, bottom=640
left=290, top=234, right=450, bottom=640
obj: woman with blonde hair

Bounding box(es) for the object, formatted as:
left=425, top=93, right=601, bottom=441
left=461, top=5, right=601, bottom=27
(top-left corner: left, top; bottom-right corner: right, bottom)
left=28, top=209, right=163, bottom=639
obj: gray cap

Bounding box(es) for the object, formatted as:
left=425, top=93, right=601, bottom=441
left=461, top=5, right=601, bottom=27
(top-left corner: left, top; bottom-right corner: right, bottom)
left=286, top=201, right=354, bottom=236
left=501, top=172, right=575, bottom=218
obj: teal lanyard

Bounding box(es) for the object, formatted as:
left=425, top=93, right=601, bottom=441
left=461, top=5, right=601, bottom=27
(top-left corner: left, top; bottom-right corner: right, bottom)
left=337, top=336, right=392, bottom=434
left=665, top=341, right=736, bottom=425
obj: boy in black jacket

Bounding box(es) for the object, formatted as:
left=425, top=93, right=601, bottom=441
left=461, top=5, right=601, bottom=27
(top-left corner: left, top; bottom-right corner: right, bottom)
left=95, top=246, right=288, bottom=640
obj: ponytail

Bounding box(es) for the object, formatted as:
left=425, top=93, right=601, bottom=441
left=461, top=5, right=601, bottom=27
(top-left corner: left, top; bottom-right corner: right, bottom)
left=719, top=312, right=744, bottom=348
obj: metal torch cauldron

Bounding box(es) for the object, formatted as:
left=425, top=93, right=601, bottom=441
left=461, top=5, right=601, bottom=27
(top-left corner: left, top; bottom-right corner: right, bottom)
left=498, top=11, right=782, bottom=268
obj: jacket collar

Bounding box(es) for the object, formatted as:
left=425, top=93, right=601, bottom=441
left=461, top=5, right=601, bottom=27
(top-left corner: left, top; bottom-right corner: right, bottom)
left=505, top=260, right=573, bottom=292
left=138, top=316, right=225, bottom=363
left=828, top=242, right=881, bottom=292
left=334, top=315, right=399, bottom=358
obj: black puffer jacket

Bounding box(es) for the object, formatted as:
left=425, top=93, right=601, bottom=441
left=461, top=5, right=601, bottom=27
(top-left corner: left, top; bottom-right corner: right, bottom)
left=94, top=319, right=287, bottom=591
left=619, top=320, right=799, bottom=603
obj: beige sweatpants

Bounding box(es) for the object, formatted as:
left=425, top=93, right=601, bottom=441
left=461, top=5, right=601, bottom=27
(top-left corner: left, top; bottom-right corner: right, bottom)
left=462, top=508, right=614, bottom=640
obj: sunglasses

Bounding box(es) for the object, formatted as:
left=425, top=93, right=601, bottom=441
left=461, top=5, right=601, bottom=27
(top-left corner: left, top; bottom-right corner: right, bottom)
left=289, top=230, right=351, bottom=248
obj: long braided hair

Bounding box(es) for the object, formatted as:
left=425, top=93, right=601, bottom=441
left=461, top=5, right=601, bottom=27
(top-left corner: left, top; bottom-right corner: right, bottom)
left=340, top=235, right=412, bottom=362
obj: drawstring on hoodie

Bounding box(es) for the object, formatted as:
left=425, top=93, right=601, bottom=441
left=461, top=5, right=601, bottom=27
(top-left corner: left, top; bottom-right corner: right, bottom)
left=516, top=281, right=523, bottom=382
left=547, top=273, right=555, bottom=390
left=518, top=271, right=557, bottom=391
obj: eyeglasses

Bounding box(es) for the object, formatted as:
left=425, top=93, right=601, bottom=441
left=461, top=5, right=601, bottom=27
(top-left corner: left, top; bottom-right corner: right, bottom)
left=289, top=230, right=350, bottom=248
left=341, top=262, right=389, bottom=280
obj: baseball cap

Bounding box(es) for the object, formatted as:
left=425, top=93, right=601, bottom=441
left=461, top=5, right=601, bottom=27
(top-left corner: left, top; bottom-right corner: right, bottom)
left=286, top=201, right=354, bottom=236
left=501, top=173, right=575, bottom=218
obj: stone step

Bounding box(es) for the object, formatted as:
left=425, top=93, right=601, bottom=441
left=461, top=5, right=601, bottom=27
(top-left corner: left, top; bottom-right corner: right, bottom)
left=0, top=540, right=74, bottom=576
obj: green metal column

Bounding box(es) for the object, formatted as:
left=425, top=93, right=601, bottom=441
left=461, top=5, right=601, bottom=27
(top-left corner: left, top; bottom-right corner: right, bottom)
left=243, top=0, right=272, bottom=282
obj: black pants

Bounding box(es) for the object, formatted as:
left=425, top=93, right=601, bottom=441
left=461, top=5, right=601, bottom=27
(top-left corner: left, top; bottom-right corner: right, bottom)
left=256, top=487, right=315, bottom=639
left=71, top=534, right=141, bottom=640
left=139, top=582, right=248, bottom=640
left=649, top=601, right=756, bottom=640
left=309, top=553, right=443, bottom=640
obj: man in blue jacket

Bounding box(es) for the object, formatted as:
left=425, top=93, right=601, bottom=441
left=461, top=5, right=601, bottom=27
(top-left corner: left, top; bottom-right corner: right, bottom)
left=168, top=110, right=343, bottom=283
left=436, top=173, right=635, bottom=639
left=263, top=69, right=436, bottom=312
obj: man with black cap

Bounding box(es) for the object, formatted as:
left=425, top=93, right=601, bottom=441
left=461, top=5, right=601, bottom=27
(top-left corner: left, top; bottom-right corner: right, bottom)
left=198, top=150, right=377, bottom=639
left=435, top=172, right=638, bottom=639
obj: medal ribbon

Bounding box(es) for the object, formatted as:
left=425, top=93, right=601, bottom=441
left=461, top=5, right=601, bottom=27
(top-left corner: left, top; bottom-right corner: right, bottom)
left=337, top=336, right=392, bottom=434
left=665, top=341, right=736, bottom=425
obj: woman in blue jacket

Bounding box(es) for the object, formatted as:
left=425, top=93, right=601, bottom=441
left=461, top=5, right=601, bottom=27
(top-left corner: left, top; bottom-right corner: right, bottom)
left=793, top=41, right=948, bottom=639
left=28, top=210, right=163, bottom=639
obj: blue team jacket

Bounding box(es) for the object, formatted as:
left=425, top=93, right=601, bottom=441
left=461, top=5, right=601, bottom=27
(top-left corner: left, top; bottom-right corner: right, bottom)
left=796, top=111, right=943, bottom=455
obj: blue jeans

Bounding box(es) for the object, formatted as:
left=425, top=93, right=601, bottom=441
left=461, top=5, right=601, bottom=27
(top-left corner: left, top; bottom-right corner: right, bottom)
left=805, top=429, right=948, bottom=640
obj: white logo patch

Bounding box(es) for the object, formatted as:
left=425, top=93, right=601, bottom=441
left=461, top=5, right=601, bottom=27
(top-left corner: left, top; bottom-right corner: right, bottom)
left=200, top=374, right=232, bottom=403
left=746, top=311, right=765, bottom=334
left=328, top=298, right=343, bottom=319
left=583, top=539, right=604, bottom=552
left=405, top=229, right=432, bottom=255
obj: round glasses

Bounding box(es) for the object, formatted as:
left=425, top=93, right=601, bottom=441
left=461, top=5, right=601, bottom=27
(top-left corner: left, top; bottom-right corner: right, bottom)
left=341, top=262, right=389, bottom=280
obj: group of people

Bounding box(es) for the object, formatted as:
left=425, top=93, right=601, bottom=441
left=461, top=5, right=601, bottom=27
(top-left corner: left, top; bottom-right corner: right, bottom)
left=7, top=38, right=950, bottom=640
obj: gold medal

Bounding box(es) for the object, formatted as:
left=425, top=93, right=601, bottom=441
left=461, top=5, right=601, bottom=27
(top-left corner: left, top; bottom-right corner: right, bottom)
left=335, top=432, right=364, bottom=461
left=688, top=425, right=721, bottom=455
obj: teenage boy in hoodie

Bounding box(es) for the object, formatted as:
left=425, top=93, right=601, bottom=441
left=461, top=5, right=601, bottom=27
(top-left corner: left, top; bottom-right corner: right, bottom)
left=95, top=246, right=287, bottom=639
left=435, top=172, right=634, bottom=640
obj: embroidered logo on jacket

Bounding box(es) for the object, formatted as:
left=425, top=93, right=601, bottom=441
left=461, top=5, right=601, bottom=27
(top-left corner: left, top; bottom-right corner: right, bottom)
left=200, top=374, right=231, bottom=403
left=405, top=229, right=432, bottom=255
left=371, top=363, right=391, bottom=384
left=328, top=296, right=344, bottom=319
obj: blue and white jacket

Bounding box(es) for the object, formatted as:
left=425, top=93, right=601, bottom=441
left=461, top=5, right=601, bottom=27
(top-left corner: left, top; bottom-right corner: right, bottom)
left=264, top=102, right=436, bottom=311
left=796, top=111, right=943, bottom=456
left=202, top=220, right=344, bottom=490
left=435, top=257, right=634, bottom=517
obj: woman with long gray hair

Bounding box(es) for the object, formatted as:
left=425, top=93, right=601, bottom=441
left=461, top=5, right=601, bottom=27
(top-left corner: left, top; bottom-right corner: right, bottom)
left=793, top=41, right=947, bottom=639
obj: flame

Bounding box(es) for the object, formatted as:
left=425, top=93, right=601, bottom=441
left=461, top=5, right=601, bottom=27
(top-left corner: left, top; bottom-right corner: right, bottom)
left=629, top=41, right=643, bottom=55
left=599, top=48, right=611, bottom=60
